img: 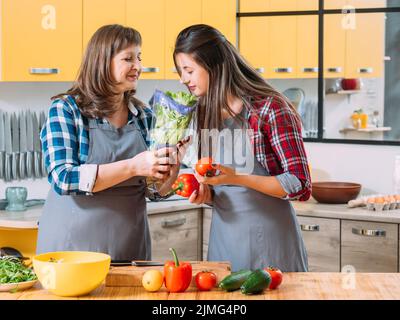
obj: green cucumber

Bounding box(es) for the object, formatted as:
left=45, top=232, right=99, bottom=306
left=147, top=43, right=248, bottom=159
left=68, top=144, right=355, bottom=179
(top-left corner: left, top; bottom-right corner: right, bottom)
left=218, top=269, right=253, bottom=291
left=240, top=269, right=271, bottom=295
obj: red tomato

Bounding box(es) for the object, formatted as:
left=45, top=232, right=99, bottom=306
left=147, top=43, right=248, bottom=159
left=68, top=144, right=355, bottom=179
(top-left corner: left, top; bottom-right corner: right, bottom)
left=195, top=271, right=217, bottom=291
left=171, top=174, right=199, bottom=198
left=195, top=157, right=216, bottom=177
left=264, top=266, right=283, bottom=290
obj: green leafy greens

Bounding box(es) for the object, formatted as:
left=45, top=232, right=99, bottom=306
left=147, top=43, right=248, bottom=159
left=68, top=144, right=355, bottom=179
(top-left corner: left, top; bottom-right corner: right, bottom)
left=165, top=91, right=197, bottom=107
left=0, top=256, right=37, bottom=284
left=152, top=91, right=196, bottom=146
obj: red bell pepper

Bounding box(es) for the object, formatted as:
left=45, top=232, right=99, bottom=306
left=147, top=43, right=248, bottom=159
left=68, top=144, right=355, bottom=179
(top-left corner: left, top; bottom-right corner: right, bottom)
left=164, top=248, right=192, bottom=293
left=171, top=173, right=199, bottom=198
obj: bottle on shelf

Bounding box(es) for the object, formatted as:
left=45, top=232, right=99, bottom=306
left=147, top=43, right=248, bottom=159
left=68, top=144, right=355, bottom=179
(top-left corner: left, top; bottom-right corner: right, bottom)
left=371, top=110, right=380, bottom=128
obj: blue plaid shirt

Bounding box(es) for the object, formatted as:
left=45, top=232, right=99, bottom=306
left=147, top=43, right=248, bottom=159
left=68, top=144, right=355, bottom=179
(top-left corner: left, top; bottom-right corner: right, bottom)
left=40, top=95, right=154, bottom=196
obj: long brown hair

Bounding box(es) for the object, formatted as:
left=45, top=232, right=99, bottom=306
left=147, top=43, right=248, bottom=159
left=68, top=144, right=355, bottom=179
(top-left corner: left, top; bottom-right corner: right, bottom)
left=173, top=24, right=300, bottom=154
left=52, top=24, right=144, bottom=118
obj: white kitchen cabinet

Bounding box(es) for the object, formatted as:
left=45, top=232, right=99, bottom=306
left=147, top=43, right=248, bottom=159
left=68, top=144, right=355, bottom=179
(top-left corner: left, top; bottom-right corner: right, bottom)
left=202, top=207, right=212, bottom=260
left=341, top=220, right=398, bottom=272
left=298, top=216, right=341, bottom=272
left=148, top=209, right=202, bottom=261
left=202, top=209, right=400, bottom=272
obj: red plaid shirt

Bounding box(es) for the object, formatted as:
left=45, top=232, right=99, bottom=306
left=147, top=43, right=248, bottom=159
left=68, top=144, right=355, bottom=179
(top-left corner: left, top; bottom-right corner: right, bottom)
left=246, top=96, right=312, bottom=201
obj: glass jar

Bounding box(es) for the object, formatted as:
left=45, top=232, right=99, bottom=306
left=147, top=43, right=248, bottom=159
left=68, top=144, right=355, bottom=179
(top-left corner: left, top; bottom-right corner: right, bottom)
left=371, top=110, right=380, bottom=127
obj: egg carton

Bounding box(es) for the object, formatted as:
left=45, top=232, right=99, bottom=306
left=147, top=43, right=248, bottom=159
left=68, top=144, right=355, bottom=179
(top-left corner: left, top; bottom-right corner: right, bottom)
left=348, top=194, right=400, bottom=212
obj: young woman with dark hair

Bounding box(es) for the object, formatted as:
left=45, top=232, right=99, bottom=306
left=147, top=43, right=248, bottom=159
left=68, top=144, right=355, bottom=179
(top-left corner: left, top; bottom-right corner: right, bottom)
left=174, top=24, right=311, bottom=272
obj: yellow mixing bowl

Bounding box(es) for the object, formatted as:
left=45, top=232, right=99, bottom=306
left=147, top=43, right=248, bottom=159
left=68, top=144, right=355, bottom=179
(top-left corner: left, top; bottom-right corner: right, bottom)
left=32, top=251, right=111, bottom=297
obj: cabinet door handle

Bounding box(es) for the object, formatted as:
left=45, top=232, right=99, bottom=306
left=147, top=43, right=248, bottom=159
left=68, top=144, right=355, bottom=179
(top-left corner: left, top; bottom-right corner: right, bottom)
left=161, top=217, right=186, bottom=228
left=358, top=67, right=373, bottom=74
left=301, top=224, right=320, bottom=232
left=142, top=67, right=160, bottom=73
left=326, top=67, right=342, bottom=73
left=274, top=67, right=292, bottom=73
left=29, top=68, right=59, bottom=74
left=255, top=67, right=265, bottom=73
left=352, top=227, right=386, bottom=237
left=302, top=67, right=318, bottom=73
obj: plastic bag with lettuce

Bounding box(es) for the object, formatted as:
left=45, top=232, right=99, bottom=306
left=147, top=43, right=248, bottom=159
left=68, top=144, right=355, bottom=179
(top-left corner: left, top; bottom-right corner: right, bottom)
left=146, top=90, right=197, bottom=200
left=148, top=89, right=197, bottom=149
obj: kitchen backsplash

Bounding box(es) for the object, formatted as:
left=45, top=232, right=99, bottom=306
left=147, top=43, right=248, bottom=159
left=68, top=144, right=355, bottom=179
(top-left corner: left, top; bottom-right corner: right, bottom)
left=0, top=81, right=398, bottom=199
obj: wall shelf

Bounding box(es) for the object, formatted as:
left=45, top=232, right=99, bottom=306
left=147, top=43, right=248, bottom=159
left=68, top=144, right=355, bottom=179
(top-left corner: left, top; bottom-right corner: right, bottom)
left=339, top=127, right=392, bottom=134
left=326, top=90, right=364, bottom=95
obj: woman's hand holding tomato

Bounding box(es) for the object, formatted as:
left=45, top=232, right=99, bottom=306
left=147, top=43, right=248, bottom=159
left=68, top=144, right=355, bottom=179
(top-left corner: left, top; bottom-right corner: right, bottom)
left=195, top=163, right=237, bottom=186
left=189, top=158, right=238, bottom=204
left=195, top=157, right=217, bottom=177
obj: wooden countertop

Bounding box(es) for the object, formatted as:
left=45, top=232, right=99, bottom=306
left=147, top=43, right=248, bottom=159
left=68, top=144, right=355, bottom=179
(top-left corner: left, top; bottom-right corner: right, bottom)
left=0, top=206, right=43, bottom=229
left=2, top=273, right=400, bottom=300
left=2, top=197, right=400, bottom=230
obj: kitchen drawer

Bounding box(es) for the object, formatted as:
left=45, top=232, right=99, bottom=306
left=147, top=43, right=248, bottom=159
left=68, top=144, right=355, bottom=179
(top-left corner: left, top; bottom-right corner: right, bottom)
left=298, top=216, right=340, bottom=272
left=202, top=207, right=212, bottom=260
left=148, top=209, right=202, bottom=261
left=342, top=220, right=398, bottom=272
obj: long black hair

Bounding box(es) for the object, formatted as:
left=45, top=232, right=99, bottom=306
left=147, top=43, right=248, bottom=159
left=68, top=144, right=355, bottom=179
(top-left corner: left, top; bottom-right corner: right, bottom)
left=173, top=24, right=300, bottom=156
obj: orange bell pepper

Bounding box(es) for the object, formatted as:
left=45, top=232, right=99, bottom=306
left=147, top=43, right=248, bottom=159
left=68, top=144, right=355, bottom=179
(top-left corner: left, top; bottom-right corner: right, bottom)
left=164, top=248, right=192, bottom=293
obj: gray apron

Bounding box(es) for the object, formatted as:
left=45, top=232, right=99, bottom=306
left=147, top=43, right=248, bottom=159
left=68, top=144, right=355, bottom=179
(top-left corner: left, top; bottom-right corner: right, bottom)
left=207, top=110, right=308, bottom=272
left=36, top=115, right=151, bottom=261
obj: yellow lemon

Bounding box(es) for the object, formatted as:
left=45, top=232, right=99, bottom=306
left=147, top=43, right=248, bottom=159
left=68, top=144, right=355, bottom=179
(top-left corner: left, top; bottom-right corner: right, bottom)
left=142, top=270, right=164, bottom=292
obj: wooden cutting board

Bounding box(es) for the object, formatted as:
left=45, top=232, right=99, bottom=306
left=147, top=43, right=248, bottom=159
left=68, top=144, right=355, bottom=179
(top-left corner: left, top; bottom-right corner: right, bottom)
left=105, top=261, right=231, bottom=287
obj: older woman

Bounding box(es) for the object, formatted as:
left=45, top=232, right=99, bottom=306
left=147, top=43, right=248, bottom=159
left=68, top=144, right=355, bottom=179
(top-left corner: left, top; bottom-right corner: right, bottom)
left=37, top=24, right=189, bottom=261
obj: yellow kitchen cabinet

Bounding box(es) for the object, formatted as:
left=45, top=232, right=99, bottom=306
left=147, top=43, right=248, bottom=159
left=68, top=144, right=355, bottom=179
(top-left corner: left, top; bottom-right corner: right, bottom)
left=297, top=0, right=319, bottom=10
left=269, top=16, right=297, bottom=78
left=297, top=15, right=319, bottom=78
left=324, top=0, right=347, bottom=9
left=83, top=0, right=126, bottom=50
left=240, top=15, right=315, bottom=79
left=1, top=0, right=82, bottom=81
left=239, top=17, right=269, bottom=78
left=240, top=0, right=318, bottom=11
left=202, top=0, right=237, bottom=46
left=240, top=15, right=298, bottom=79
left=345, top=13, right=385, bottom=78
left=346, top=0, right=387, bottom=8
left=324, top=14, right=346, bottom=78
left=239, top=0, right=269, bottom=12
left=325, top=0, right=385, bottom=9
left=127, top=0, right=165, bottom=79
left=165, top=0, right=202, bottom=79
left=269, top=0, right=296, bottom=11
